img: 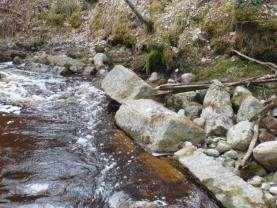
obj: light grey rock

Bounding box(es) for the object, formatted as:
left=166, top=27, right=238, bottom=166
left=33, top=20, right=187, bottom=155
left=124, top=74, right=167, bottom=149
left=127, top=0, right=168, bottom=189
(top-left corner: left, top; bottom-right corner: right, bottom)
left=200, top=80, right=233, bottom=135
left=174, top=145, right=197, bottom=158
left=102, top=65, right=156, bottom=104
left=175, top=149, right=267, bottom=208
left=167, top=79, right=175, bottom=84
left=184, top=102, right=202, bottom=118
left=98, top=69, right=108, bottom=76
left=177, top=109, right=186, bottom=117
left=247, top=176, right=263, bottom=187
left=93, top=53, right=108, bottom=70
left=212, top=137, right=220, bottom=143
left=237, top=96, right=263, bottom=122
left=148, top=72, right=159, bottom=82
left=232, top=86, right=252, bottom=107
left=272, top=107, right=277, bottom=117
left=253, top=141, right=277, bottom=169
left=269, top=186, right=277, bottom=195
left=227, top=121, right=254, bottom=151
left=193, top=117, right=205, bottom=127
left=216, top=140, right=231, bottom=153
left=262, top=182, right=272, bottom=191
left=82, top=66, right=96, bottom=76
left=115, top=99, right=205, bottom=153
left=204, top=149, right=220, bottom=157
left=47, top=54, right=85, bottom=73
left=223, top=150, right=238, bottom=160
left=181, top=73, right=196, bottom=84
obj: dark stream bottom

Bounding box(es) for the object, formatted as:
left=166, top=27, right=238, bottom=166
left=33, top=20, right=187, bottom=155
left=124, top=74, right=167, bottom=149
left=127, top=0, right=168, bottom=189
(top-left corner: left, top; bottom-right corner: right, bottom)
left=0, top=65, right=220, bottom=208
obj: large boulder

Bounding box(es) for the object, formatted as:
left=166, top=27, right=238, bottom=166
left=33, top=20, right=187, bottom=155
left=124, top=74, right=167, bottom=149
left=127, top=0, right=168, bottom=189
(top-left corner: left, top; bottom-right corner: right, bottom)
left=115, top=99, right=205, bottom=153
left=227, top=121, right=254, bottom=151
left=237, top=96, right=263, bottom=122
left=200, top=80, right=234, bottom=135
left=253, top=141, right=277, bottom=169
left=102, top=65, right=156, bottom=103
left=175, top=148, right=267, bottom=208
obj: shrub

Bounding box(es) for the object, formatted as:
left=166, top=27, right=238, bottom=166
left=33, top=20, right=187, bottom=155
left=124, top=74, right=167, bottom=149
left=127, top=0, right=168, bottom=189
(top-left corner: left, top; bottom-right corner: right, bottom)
left=44, top=0, right=82, bottom=28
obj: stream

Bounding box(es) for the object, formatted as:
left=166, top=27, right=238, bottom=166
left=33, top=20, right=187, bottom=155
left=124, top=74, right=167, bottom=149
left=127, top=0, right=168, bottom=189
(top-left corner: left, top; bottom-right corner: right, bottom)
left=0, top=62, right=220, bottom=208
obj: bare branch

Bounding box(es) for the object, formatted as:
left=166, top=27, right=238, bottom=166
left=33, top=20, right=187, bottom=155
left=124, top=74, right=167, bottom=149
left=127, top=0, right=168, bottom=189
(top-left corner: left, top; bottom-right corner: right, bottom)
left=233, top=49, right=277, bottom=74
left=123, top=0, right=154, bottom=33
left=156, top=74, right=277, bottom=93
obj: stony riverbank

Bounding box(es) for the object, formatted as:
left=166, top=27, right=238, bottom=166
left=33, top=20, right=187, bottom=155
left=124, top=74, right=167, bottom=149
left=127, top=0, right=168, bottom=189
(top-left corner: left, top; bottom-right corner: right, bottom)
left=0, top=46, right=276, bottom=207
left=1, top=1, right=276, bottom=207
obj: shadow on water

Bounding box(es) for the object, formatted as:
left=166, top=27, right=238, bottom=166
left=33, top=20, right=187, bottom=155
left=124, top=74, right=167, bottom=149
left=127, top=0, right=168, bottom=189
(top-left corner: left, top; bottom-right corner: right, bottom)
left=0, top=63, right=221, bottom=208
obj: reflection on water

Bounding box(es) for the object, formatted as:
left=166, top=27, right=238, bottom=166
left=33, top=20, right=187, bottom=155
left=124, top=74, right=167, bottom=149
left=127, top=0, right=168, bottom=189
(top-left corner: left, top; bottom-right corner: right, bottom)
left=0, top=63, right=220, bottom=208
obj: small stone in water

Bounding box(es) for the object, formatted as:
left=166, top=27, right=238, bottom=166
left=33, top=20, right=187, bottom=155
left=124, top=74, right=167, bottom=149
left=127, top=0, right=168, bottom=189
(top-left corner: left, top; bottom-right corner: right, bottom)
left=269, top=186, right=277, bottom=195
left=204, top=149, right=220, bottom=157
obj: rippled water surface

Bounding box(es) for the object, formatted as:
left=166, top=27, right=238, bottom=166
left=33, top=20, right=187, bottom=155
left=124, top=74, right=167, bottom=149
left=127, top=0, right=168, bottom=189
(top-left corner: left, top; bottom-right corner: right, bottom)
left=0, top=62, right=220, bottom=208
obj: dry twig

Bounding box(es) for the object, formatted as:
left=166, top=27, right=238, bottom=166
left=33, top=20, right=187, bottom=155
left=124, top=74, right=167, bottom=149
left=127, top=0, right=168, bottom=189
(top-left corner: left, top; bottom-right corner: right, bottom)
left=156, top=74, right=277, bottom=93
left=232, top=49, right=277, bottom=74
left=123, top=0, right=154, bottom=33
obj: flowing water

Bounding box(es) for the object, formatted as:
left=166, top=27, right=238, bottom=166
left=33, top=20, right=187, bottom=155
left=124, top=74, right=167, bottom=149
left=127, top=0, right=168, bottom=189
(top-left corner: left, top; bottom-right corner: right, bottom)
left=0, top=62, right=220, bottom=208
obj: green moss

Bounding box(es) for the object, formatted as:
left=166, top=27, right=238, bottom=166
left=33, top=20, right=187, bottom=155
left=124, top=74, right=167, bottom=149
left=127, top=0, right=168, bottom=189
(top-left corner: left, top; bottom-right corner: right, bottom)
left=135, top=35, right=174, bottom=74
left=200, top=0, right=276, bottom=60
left=43, top=0, right=82, bottom=28
left=194, top=55, right=269, bottom=81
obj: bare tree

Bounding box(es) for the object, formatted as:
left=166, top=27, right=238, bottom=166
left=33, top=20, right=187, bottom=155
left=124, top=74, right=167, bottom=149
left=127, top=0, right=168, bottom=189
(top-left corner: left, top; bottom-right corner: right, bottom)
left=123, top=0, right=154, bottom=33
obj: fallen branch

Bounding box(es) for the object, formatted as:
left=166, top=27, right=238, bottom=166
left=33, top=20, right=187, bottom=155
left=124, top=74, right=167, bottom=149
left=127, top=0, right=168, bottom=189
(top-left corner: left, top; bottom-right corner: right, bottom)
left=232, top=49, right=277, bottom=74
left=236, top=120, right=260, bottom=171
left=156, top=74, right=277, bottom=93
left=123, top=0, right=154, bottom=33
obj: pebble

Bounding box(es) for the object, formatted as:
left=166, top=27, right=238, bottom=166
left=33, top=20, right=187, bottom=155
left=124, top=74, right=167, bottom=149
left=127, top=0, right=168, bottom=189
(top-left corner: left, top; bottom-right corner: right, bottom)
left=204, top=149, right=220, bottom=157
left=223, top=150, right=238, bottom=160
left=181, top=73, right=196, bottom=84
left=216, top=140, right=231, bottom=154
left=177, top=109, right=186, bottom=117
left=167, top=79, right=175, bottom=84
left=148, top=72, right=159, bottom=82
left=247, top=176, right=263, bottom=187
left=212, top=137, right=220, bottom=143
left=269, top=186, right=277, bottom=195
left=193, top=117, right=205, bottom=127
